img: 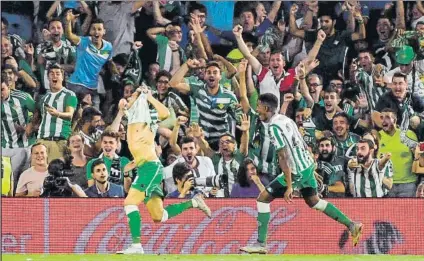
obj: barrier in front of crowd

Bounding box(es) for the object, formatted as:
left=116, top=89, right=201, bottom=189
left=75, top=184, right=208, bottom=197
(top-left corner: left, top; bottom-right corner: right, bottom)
left=2, top=198, right=423, bottom=255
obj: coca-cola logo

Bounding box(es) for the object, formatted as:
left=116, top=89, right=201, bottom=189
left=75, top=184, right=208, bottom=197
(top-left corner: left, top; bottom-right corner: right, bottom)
left=74, top=206, right=298, bottom=254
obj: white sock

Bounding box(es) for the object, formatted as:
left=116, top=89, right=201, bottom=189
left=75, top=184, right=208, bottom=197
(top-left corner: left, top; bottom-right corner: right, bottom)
left=161, top=210, right=169, bottom=222
left=131, top=243, right=142, bottom=248
left=191, top=198, right=199, bottom=208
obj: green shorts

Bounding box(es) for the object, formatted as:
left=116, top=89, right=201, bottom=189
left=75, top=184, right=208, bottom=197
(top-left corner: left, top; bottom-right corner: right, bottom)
left=266, top=164, right=317, bottom=198
left=131, top=161, right=164, bottom=204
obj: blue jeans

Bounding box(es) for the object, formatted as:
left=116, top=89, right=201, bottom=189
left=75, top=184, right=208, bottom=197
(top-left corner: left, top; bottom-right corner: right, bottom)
left=387, top=183, right=417, bottom=198
left=66, top=82, right=100, bottom=110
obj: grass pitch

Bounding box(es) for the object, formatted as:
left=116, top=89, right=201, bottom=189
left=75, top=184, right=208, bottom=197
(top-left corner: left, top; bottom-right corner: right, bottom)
left=3, top=255, right=424, bottom=261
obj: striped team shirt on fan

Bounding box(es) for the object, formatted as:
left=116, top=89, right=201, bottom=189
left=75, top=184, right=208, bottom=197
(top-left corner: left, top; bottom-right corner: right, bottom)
left=348, top=159, right=393, bottom=198
left=188, top=82, right=242, bottom=143
left=1, top=90, right=36, bottom=148
left=37, top=88, right=78, bottom=139
left=356, top=68, right=388, bottom=110
left=247, top=108, right=278, bottom=176
left=269, top=114, right=315, bottom=176
left=334, top=133, right=360, bottom=157
left=155, top=35, right=187, bottom=72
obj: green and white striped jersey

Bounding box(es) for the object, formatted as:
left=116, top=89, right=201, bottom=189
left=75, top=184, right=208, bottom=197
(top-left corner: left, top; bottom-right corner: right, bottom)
left=356, top=68, right=388, bottom=110
left=37, top=88, right=78, bottom=139
left=188, top=82, right=242, bottom=143
left=1, top=90, right=36, bottom=148
left=269, top=114, right=315, bottom=175
left=334, top=133, right=360, bottom=157
left=348, top=159, right=393, bottom=198
left=248, top=108, right=278, bottom=176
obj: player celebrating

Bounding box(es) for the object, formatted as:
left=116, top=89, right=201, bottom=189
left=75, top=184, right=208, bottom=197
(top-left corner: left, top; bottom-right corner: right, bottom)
left=240, top=93, right=363, bottom=254
left=117, top=85, right=211, bottom=254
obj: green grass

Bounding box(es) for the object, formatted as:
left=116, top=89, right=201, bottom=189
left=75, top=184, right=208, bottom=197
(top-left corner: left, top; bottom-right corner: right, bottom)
left=3, top=255, right=424, bottom=261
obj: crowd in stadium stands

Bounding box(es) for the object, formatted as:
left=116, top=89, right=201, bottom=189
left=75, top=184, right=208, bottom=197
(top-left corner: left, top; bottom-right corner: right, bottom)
left=1, top=0, right=424, bottom=199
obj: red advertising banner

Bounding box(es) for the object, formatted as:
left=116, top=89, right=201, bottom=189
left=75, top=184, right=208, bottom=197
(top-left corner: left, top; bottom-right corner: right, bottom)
left=2, top=198, right=423, bottom=254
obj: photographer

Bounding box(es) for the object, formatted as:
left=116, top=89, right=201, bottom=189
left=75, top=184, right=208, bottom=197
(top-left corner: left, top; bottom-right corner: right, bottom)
left=41, top=158, right=86, bottom=198
left=84, top=158, right=125, bottom=198
left=167, top=162, right=202, bottom=199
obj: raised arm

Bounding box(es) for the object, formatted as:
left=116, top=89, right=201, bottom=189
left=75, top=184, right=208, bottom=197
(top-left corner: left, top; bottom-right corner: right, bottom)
left=417, top=0, right=424, bottom=15
left=237, top=114, right=250, bottom=156
left=351, top=11, right=366, bottom=41
left=297, top=62, right=314, bottom=107
left=396, top=0, right=406, bottom=30
left=233, top=25, right=262, bottom=75
left=237, top=60, right=251, bottom=114
left=267, top=1, right=283, bottom=23
left=169, top=59, right=199, bottom=94
left=214, top=54, right=237, bottom=78
left=64, top=10, right=81, bottom=46
left=153, top=1, right=171, bottom=26
left=80, top=1, right=93, bottom=36
left=146, top=88, right=170, bottom=121
left=146, top=26, right=166, bottom=41
left=169, top=117, right=186, bottom=155
left=289, top=4, right=305, bottom=39
left=190, top=15, right=208, bottom=60
left=306, top=30, right=325, bottom=63
left=46, top=0, right=61, bottom=21
left=191, top=123, right=215, bottom=158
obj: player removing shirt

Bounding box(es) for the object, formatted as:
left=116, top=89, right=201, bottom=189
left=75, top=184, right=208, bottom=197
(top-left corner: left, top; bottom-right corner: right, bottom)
left=240, top=93, right=363, bottom=254
left=117, top=85, right=211, bottom=254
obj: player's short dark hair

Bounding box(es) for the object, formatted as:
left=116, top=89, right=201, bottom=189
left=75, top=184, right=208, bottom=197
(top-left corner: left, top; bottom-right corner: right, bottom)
left=317, top=137, right=335, bottom=147
left=258, top=93, right=279, bottom=113
left=181, top=136, right=196, bottom=147
left=101, top=130, right=120, bottom=142
left=81, top=107, right=102, bottom=124
left=357, top=139, right=375, bottom=150
left=48, top=17, right=62, bottom=29
left=392, top=72, right=408, bottom=82
left=205, top=61, right=221, bottom=71
left=189, top=2, right=207, bottom=16
left=155, top=70, right=172, bottom=82
left=333, top=112, right=350, bottom=125
left=90, top=18, right=104, bottom=28
left=91, top=158, right=106, bottom=174
left=172, top=162, right=192, bottom=185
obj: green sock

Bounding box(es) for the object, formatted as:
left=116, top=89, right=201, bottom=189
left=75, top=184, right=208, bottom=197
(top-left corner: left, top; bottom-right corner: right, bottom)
left=323, top=202, right=352, bottom=227
left=126, top=207, right=141, bottom=244
left=164, top=200, right=193, bottom=219
left=257, top=212, right=270, bottom=244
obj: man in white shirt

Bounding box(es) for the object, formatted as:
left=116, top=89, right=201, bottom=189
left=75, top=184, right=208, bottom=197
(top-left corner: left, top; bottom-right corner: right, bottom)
left=163, top=136, right=216, bottom=196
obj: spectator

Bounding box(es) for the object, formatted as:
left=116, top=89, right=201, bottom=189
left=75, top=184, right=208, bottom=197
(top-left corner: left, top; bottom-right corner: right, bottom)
left=1, top=156, right=13, bottom=196
left=332, top=112, right=360, bottom=157
left=1, top=72, right=34, bottom=182
left=2, top=50, right=37, bottom=92
left=167, top=162, right=202, bottom=199
left=86, top=130, right=132, bottom=193
left=97, top=1, right=144, bottom=56
left=230, top=158, right=269, bottom=198
left=315, top=137, right=347, bottom=198
left=163, top=136, right=216, bottom=196
left=36, top=17, right=76, bottom=93
left=147, top=20, right=186, bottom=73
left=169, top=60, right=242, bottom=149
left=77, top=107, right=103, bottom=158
left=378, top=108, right=418, bottom=197
left=192, top=114, right=251, bottom=196
left=85, top=158, right=125, bottom=198
left=1, top=17, right=25, bottom=61
left=65, top=11, right=119, bottom=109
left=416, top=182, right=424, bottom=197
left=15, top=143, right=49, bottom=197
left=26, top=64, right=77, bottom=164
left=347, top=139, right=393, bottom=198
left=67, top=133, right=88, bottom=190
left=376, top=72, right=424, bottom=126
left=144, top=62, right=160, bottom=89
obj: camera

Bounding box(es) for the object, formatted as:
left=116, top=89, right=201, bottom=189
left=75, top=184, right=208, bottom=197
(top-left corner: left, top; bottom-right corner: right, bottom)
left=41, top=154, right=75, bottom=197
left=186, top=173, right=229, bottom=190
